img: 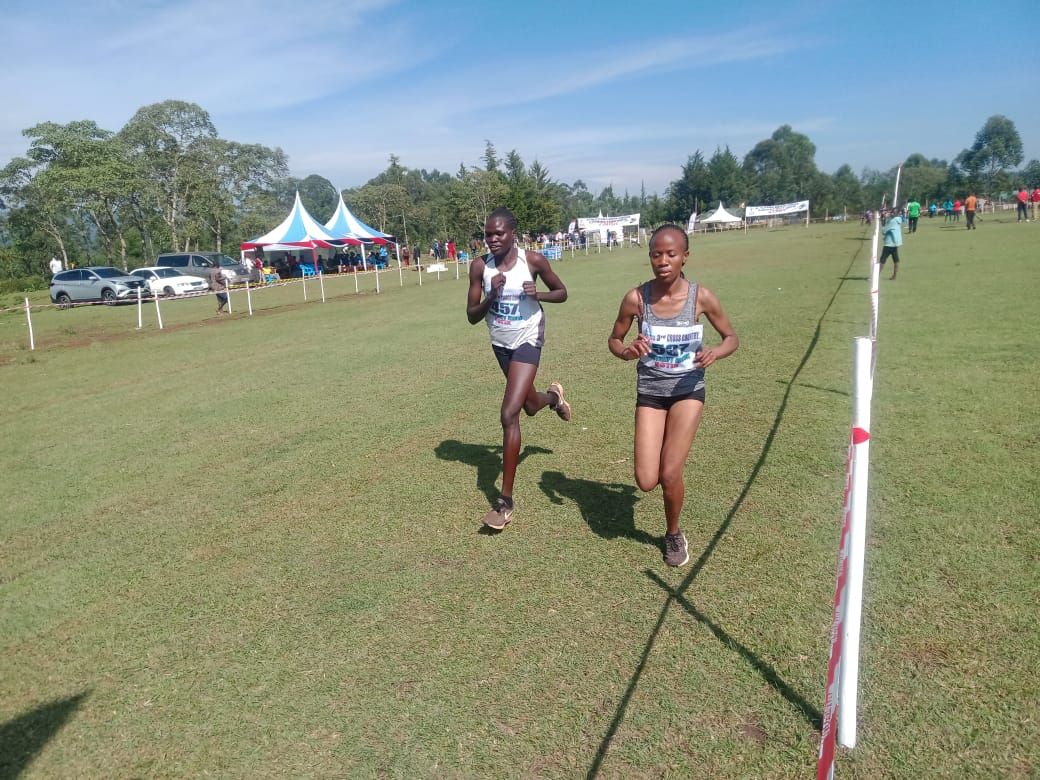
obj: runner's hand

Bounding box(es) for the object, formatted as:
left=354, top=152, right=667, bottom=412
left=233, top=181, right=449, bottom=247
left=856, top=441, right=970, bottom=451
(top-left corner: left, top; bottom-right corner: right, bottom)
left=627, top=334, right=651, bottom=360
left=522, top=280, right=537, bottom=297
left=488, top=273, right=506, bottom=298
left=695, top=348, right=717, bottom=369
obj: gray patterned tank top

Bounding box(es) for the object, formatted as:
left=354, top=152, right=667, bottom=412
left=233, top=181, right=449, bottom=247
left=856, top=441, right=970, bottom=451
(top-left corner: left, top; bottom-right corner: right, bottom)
left=636, top=279, right=705, bottom=397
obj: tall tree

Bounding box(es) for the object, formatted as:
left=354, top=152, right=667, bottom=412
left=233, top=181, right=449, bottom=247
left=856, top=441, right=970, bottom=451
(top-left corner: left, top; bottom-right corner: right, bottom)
left=118, top=100, right=218, bottom=252
left=956, top=115, right=1023, bottom=194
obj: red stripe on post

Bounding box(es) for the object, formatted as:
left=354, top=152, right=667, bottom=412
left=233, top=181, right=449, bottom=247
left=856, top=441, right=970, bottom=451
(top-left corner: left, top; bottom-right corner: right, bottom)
left=852, top=426, right=870, bottom=444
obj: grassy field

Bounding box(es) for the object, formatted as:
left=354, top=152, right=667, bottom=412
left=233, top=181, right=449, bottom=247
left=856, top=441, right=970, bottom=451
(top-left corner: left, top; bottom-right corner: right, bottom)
left=1, top=215, right=1037, bottom=778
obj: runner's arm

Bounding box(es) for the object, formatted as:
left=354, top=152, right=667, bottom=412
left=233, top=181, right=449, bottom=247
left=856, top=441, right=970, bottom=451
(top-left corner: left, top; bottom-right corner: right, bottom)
left=608, top=289, right=650, bottom=360
left=525, top=252, right=567, bottom=304
left=695, top=285, right=738, bottom=368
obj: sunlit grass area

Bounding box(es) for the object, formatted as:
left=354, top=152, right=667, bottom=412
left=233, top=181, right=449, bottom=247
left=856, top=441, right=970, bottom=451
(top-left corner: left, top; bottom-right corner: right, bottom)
left=2, top=215, right=1037, bottom=777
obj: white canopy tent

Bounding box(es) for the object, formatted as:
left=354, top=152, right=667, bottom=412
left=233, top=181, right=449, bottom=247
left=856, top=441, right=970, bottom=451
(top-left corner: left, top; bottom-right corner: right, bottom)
left=700, top=202, right=743, bottom=228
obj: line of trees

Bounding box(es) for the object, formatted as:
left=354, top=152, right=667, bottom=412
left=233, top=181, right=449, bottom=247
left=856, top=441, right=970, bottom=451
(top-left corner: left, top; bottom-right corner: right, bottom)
left=1, top=100, right=1033, bottom=281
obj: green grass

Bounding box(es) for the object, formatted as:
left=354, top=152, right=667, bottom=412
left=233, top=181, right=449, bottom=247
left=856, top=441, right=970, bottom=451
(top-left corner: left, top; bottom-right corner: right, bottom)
left=1, top=215, right=1037, bottom=778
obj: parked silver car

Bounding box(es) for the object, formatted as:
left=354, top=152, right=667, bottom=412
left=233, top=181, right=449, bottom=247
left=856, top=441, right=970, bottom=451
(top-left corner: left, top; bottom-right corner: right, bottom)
left=49, top=266, right=149, bottom=307
left=154, top=252, right=255, bottom=284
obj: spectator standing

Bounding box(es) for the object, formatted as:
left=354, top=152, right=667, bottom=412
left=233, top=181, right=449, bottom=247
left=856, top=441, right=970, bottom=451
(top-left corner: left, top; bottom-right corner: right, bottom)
left=48, top=256, right=63, bottom=275
left=953, top=198, right=962, bottom=222
left=210, top=262, right=229, bottom=314
left=906, top=198, right=921, bottom=233
left=1031, top=186, right=1040, bottom=221
left=964, top=193, right=978, bottom=230
left=879, top=209, right=904, bottom=280
left=1015, top=187, right=1029, bottom=222
left=942, top=198, right=954, bottom=222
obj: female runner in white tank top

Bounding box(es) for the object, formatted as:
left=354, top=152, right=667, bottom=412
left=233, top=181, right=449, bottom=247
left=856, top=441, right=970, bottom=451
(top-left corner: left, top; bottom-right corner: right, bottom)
left=608, top=225, right=739, bottom=567
left=467, top=208, right=572, bottom=530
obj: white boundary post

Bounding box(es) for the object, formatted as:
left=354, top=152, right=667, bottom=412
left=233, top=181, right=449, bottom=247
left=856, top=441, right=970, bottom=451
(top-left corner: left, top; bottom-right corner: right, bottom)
left=245, top=279, right=254, bottom=315
left=225, top=280, right=233, bottom=314
left=817, top=337, right=874, bottom=778
left=354, top=272, right=359, bottom=294
left=455, top=260, right=460, bottom=281
left=418, top=260, right=423, bottom=286
left=24, top=298, right=35, bottom=351
left=136, top=288, right=143, bottom=330
left=319, top=271, right=326, bottom=303
left=302, top=273, right=308, bottom=301
left=375, top=267, right=381, bottom=294
left=398, top=262, right=404, bottom=287
left=154, top=291, right=164, bottom=329
left=839, top=337, right=873, bottom=747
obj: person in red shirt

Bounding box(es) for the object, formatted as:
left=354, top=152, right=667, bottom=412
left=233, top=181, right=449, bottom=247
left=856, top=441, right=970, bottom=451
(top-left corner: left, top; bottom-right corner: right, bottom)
left=1031, top=187, right=1040, bottom=221
left=1015, top=187, right=1029, bottom=222
left=953, top=198, right=962, bottom=222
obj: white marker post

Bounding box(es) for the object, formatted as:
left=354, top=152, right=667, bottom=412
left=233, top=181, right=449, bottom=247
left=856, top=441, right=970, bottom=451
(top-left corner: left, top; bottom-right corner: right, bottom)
left=302, top=273, right=308, bottom=301
left=837, top=336, right=873, bottom=749
left=817, top=337, right=874, bottom=779
left=225, top=280, right=233, bottom=314
left=154, top=291, right=164, bottom=329
left=375, top=266, right=381, bottom=294
left=319, top=271, right=326, bottom=303
left=354, top=272, right=359, bottom=294
left=24, top=298, right=35, bottom=351
left=136, top=288, right=143, bottom=329
left=245, top=279, right=253, bottom=316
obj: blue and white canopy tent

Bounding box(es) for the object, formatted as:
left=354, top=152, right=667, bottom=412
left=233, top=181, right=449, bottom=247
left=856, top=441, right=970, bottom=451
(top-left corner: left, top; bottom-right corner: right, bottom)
left=241, top=191, right=348, bottom=261
left=324, top=195, right=397, bottom=270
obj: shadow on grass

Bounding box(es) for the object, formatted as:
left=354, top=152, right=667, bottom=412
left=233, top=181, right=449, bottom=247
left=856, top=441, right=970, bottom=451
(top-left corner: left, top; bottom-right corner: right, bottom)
left=435, top=439, right=552, bottom=505
left=840, top=275, right=869, bottom=281
left=585, top=229, right=868, bottom=778
left=539, top=470, right=656, bottom=548
left=646, top=570, right=822, bottom=729
left=777, top=379, right=850, bottom=397
left=0, top=691, right=90, bottom=779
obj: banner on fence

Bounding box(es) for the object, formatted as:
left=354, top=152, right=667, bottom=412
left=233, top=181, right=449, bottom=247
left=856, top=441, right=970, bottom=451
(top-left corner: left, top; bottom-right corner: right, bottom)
left=577, top=213, right=640, bottom=243
left=746, top=200, right=810, bottom=218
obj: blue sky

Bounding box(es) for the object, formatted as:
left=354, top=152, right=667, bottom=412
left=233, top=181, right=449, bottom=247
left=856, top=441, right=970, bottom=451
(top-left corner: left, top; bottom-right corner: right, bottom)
left=4, top=0, right=1038, bottom=195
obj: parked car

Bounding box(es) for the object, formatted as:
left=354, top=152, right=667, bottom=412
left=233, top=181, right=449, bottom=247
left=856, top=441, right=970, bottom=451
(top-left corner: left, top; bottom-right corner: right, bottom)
left=130, top=266, right=209, bottom=297
left=49, top=266, right=149, bottom=307
left=154, top=252, right=255, bottom=284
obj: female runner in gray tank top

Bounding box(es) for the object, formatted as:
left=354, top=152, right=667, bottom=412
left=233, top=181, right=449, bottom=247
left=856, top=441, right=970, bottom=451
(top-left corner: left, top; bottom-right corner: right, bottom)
left=467, top=207, right=571, bottom=530
left=608, top=225, right=739, bottom=566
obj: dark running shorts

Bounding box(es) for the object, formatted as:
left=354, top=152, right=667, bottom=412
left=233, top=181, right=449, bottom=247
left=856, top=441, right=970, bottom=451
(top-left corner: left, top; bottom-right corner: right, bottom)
left=492, top=342, right=542, bottom=375
left=636, top=387, right=706, bottom=410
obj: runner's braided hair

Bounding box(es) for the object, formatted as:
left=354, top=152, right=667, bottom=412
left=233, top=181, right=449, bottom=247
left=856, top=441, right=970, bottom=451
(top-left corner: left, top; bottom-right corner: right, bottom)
left=488, top=207, right=518, bottom=231
left=649, top=224, right=689, bottom=251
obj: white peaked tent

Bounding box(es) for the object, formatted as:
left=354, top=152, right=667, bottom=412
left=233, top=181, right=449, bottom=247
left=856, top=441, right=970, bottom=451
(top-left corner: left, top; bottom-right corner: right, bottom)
left=324, top=195, right=396, bottom=270
left=700, top=202, right=743, bottom=226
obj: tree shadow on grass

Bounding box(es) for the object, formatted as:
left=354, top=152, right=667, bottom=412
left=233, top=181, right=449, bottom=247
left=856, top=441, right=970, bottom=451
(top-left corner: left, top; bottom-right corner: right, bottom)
left=435, top=439, right=552, bottom=505
left=0, top=691, right=90, bottom=779
left=539, top=470, right=656, bottom=548
left=585, top=230, right=869, bottom=778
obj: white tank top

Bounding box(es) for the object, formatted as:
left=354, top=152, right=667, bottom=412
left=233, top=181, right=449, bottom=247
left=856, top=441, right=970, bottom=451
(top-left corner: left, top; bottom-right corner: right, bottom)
left=483, top=249, right=545, bottom=349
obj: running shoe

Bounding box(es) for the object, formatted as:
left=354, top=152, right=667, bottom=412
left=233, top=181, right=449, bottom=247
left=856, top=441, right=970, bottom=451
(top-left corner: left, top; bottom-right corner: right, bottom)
left=547, top=381, right=572, bottom=422
left=663, top=531, right=689, bottom=567
left=482, top=497, right=514, bottom=530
